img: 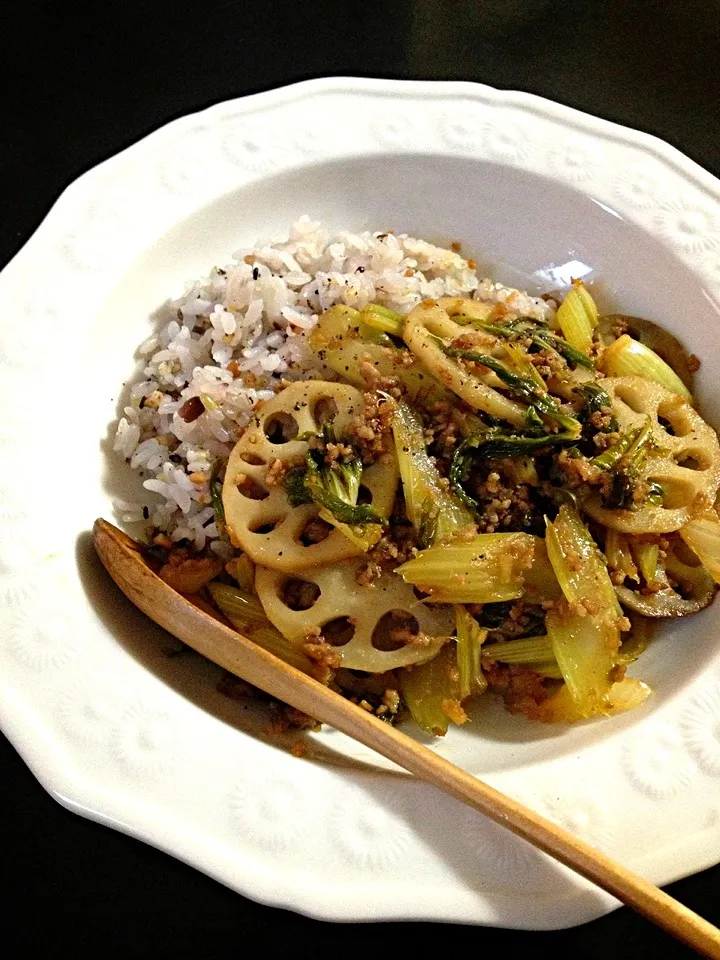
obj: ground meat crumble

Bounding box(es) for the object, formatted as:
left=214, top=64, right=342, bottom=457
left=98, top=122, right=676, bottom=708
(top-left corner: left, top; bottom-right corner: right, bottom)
left=484, top=662, right=552, bottom=719
left=348, top=390, right=395, bottom=463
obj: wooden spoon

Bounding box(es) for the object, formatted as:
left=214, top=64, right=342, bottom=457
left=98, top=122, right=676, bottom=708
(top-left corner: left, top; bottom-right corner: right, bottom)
left=93, top=518, right=720, bottom=957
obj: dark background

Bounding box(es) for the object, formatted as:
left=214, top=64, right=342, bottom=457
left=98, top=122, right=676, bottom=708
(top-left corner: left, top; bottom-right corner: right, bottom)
left=2, top=0, right=719, bottom=956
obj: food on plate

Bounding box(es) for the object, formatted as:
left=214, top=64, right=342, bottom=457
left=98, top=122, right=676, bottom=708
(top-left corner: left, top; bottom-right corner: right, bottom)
left=112, top=219, right=720, bottom=734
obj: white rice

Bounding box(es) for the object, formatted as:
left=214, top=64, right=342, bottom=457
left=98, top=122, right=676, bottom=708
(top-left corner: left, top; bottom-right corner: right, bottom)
left=113, top=217, right=554, bottom=553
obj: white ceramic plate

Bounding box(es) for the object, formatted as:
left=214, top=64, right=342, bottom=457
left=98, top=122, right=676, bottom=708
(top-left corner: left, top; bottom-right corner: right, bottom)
left=2, top=78, right=720, bottom=930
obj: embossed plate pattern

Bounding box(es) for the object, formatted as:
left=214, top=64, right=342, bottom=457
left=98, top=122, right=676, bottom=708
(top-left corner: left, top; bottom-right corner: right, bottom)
left=1, top=78, right=720, bottom=929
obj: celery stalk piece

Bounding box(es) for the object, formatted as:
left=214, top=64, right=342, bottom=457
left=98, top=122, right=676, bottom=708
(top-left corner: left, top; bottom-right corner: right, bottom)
left=544, top=505, right=624, bottom=715
left=357, top=323, right=394, bottom=346
left=522, top=539, right=563, bottom=600
left=316, top=303, right=361, bottom=331
left=396, top=532, right=539, bottom=603
left=207, top=582, right=267, bottom=623
left=545, top=607, right=619, bottom=717
left=503, top=341, right=546, bottom=391
left=630, top=541, right=660, bottom=587
left=534, top=677, right=651, bottom=723
left=555, top=279, right=598, bottom=354
left=545, top=505, right=623, bottom=618
left=391, top=400, right=474, bottom=545
left=616, top=614, right=652, bottom=665
left=679, top=516, right=720, bottom=584
left=400, top=644, right=462, bottom=736
left=225, top=554, right=256, bottom=593
left=482, top=635, right=555, bottom=665
left=602, top=334, right=693, bottom=400
left=481, top=635, right=564, bottom=678
left=208, top=582, right=315, bottom=674
left=455, top=607, right=488, bottom=700
left=527, top=662, right=564, bottom=679
left=604, top=529, right=639, bottom=582
left=360, top=303, right=405, bottom=337
left=318, top=506, right=384, bottom=552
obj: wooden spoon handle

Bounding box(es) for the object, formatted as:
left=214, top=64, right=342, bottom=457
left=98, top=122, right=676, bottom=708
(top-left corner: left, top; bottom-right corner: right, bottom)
left=93, top=519, right=720, bottom=958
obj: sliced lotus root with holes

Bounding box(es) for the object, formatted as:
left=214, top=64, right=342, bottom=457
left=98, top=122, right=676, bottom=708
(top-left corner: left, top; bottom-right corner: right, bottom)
left=222, top=381, right=398, bottom=571
left=437, top=296, right=496, bottom=322
left=404, top=300, right=528, bottom=427
left=583, top=377, right=720, bottom=534
left=615, top=536, right=716, bottom=616
left=255, top=559, right=455, bottom=671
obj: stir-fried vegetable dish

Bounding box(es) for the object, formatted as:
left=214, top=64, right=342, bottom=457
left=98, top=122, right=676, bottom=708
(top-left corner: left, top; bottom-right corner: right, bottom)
left=149, top=282, right=720, bottom=733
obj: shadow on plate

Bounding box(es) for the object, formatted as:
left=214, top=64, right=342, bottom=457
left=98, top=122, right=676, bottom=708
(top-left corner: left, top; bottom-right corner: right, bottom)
left=76, top=524, right=616, bottom=782
left=98, top=298, right=180, bottom=513
left=76, top=527, right=617, bottom=919
left=316, top=768, right=613, bottom=919
left=75, top=528, right=388, bottom=770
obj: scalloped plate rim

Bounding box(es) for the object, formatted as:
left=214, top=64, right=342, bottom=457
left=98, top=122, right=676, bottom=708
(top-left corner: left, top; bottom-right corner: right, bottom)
left=1, top=76, right=720, bottom=930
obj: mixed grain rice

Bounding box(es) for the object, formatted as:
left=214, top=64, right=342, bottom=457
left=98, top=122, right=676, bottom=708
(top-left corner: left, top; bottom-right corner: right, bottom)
left=113, top=217, right=553, bottom=552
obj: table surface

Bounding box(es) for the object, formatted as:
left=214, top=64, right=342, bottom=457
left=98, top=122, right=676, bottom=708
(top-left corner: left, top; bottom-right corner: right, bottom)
left=3, top=0, right=720, bottom=955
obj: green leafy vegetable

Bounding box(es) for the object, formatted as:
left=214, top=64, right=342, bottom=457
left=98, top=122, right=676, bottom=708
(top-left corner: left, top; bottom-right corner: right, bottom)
left=439, top=342, right=581, bottom=436
left=531, top=330, right=596, bottom=370
left=592, top=417, right=653, bottom=509
left=304, top=454, right=383, bottom=525
left=454, top=313, right=595, bottom=369
left=476, top=601, right=513, bottom=628
left=283, top=427, right=384, bottom=525
left=449, top=430, right=577, bottom=514
left=284, top=466, right=313, bottom=506
left=574, top=383, right=619, bottom=432
left=592, top=425, right=642, bottom=470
